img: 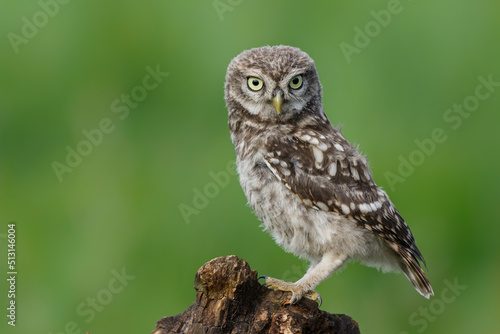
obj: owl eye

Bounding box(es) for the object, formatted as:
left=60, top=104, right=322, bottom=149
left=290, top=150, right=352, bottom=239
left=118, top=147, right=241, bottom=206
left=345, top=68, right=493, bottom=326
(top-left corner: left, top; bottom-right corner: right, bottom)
left=247, top=77, right=264, bottom=91
left=289, top=75, right=303, bottom=89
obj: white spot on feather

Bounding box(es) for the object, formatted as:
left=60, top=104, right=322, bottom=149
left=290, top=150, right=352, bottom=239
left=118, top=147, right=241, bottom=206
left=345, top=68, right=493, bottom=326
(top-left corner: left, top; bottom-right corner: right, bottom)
left=301, top=134, right=311, bottom=141
left=359, top=203, right=369, bottom=213
left=263, top=159, right=282, bottom=182
left=341, top=204, right=350, bottom=215
left=281, top=168, right=291, bottom=176
left=316, top=201, right=329, bottom=211
left=312, top=146, right=324, bottom=166
left=351, top=167, right=360, bottom=180
left=302, top=198, right=313, bottom=206
left=334, top=143, right=344, bottom=151
left=317, top=142, right=328, bottom=151
left=328, top=163, right=337, bottom=177
left=309, top=137, right=319, bottom=145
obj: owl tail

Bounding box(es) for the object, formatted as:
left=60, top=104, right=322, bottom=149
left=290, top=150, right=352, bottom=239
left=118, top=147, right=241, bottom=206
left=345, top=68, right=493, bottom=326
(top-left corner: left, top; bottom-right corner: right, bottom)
left=391, top=243, right=434, bottom=299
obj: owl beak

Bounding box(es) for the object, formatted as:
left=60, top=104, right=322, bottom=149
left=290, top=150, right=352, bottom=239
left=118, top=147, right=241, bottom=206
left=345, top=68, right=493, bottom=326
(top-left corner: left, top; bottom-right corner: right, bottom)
left=271, top=92, right=283, bottom=114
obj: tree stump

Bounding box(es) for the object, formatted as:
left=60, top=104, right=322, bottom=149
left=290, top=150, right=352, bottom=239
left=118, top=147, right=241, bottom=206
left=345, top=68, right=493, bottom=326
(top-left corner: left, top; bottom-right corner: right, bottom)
left=151, top=255, right=360, bottom=334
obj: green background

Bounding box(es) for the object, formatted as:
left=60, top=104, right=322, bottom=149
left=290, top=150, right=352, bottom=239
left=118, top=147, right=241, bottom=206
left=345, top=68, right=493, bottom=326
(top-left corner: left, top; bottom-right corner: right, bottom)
left=1, top=0, right=499, bottom=333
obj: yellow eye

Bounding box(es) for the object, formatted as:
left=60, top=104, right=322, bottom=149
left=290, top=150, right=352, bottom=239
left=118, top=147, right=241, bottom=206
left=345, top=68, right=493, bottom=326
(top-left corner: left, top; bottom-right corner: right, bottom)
left=247, top=77, right=263, bottom=91
left=289, top=75, right=303, bottom=89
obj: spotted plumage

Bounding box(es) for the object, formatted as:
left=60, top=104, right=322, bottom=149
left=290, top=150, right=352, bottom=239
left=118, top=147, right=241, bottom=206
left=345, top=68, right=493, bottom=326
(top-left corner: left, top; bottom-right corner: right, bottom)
left=225, top=45, right=433, bottom=304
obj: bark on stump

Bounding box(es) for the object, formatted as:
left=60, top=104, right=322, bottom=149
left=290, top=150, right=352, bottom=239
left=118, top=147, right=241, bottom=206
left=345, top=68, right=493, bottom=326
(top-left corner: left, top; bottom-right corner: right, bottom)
left=152, top=255, right=360, bottom=334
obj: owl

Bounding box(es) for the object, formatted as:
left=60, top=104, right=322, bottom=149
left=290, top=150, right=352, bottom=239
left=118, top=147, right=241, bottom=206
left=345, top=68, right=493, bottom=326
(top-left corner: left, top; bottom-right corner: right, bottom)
left=224, top=45, right=433, bottom=305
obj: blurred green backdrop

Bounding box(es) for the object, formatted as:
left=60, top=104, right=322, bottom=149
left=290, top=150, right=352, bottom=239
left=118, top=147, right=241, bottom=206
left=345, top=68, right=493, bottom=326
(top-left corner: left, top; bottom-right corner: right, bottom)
left=1, top=0, right=499, bottom=333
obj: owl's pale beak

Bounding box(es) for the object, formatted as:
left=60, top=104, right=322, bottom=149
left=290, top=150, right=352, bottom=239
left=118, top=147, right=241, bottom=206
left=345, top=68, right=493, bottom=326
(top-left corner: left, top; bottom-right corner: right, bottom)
left=271, top=92, right=283, bottom=114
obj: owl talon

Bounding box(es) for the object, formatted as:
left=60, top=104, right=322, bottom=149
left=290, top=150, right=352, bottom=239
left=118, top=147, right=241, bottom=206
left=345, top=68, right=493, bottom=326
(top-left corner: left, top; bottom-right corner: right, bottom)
left=289, top=295, right=300, bottom=305
left=304, top=290, right=322, bottom=307
left=287, top=291, right=321, bottom=306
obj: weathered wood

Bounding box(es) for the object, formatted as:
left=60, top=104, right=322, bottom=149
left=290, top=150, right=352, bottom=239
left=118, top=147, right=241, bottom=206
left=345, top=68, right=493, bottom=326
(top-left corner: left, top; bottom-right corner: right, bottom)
left=152, top=255, right=360, bottom=334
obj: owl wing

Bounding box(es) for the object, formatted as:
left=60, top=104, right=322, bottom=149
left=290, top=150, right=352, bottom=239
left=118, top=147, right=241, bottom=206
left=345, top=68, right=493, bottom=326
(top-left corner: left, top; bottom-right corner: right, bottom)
left=263, top=125, right=425, bottom=264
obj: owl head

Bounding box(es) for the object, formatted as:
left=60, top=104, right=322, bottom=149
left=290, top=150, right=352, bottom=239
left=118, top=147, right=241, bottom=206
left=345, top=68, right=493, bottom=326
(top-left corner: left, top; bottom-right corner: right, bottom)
left=225, top=46, right=323, bottom=123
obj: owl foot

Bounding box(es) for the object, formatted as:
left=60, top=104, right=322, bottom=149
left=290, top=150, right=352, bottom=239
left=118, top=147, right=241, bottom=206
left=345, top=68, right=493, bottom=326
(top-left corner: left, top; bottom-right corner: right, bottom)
left=258, top=276, right=322, bottom=307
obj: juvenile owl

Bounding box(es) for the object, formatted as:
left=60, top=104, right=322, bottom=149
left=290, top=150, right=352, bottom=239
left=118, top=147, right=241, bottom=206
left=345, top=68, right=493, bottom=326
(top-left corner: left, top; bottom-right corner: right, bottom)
left=224, top=45, right=433, bottom=305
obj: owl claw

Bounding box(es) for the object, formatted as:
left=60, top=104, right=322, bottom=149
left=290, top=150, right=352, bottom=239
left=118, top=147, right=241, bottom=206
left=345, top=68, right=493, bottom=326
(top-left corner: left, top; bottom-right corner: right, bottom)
left=283, top=292, right=321, bottom=307
left=288, top=291, right=322, bottom=307
left=304, top=290, right=322, bottom=307
left=289, top=295, right=300, bottom=305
